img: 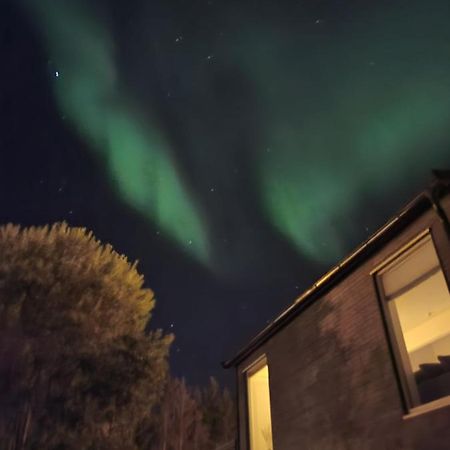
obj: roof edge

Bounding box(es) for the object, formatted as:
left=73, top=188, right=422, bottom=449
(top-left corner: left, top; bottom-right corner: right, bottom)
left=223, top=175, right=450, bottom=369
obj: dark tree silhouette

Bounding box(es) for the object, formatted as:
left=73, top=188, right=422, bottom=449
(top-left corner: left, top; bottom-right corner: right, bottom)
left=153, top=377, right=209, bottom=450
left=197, top=377, right=236, bottom=449
left=148, top=376, right=236, bottom=450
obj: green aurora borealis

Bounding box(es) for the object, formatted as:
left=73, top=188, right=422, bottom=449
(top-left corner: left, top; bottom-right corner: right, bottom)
left=234, top=3, right=450, bottom=262
left=24, top=0, right=450, bottom=270
left=24, top=0, right=210, bottom=263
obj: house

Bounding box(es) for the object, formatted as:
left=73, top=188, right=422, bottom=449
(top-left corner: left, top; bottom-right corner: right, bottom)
left=223, top=173, right=450, bottom=450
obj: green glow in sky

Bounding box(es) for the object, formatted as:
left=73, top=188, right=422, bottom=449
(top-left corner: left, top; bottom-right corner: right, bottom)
left=232, top=3, right=450, bottom=263
left=24, top=0, right=209, bottom=263
left=24, top=0, right=450, bottom=270
left=258, top=82, right=450, bottom=262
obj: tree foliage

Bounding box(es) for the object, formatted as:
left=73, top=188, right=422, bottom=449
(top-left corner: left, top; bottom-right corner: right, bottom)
left=149, top=377, right=236, bottom=450
left=153, top=377, right=209, bottom=450
left=197, top=377, right=235, bottom=449
left=0, top=223, right=172, bottom=450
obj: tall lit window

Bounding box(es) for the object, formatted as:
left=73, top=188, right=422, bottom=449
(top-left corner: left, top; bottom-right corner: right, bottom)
left=246, top=358, right=273, bottom=450
left=376, top=233, right=450, bottom=408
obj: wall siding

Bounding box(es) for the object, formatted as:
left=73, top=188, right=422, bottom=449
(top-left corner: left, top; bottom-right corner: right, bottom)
left=237, top=196, right=450, bottom=450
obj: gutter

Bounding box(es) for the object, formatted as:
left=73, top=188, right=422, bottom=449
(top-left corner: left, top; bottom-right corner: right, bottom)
left=429, top=171, right=450, bottom=237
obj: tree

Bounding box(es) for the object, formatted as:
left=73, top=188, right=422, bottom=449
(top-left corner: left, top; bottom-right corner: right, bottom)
left=0, top=223, right=172, bottom=450
left=151, top=377, right=209, bottom=450
left=197, top=378, right=235, bottom=449
left=147, top=376, right=236, bottom=450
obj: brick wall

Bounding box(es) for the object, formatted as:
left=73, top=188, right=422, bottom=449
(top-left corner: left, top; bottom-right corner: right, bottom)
left=237, top=194, right=450, bottom=450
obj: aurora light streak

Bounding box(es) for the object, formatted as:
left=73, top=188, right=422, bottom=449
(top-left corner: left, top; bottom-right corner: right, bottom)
left=22, top=0, right=450, bottom=270
left=231, top=3, right=450, bottom=262
left=24, top=0, right=210, bottom=263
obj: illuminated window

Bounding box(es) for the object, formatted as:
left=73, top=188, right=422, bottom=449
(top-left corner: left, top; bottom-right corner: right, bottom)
left=376, top=233, right=450, bottom=408
left=246, top=358, right=273, bottom=450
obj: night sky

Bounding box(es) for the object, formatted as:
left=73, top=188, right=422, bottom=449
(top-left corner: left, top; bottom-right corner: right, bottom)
left=2, top=0, right=450, bottom=386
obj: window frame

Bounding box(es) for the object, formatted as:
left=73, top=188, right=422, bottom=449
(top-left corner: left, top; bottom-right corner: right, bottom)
left=243, top=354, right=273, bottom=450
left=373, top=229, right=450, bottom=414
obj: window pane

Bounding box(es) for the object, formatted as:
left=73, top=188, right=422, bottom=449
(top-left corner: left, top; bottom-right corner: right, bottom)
left=381, top=237, right=440, bottom=299
left=383, top=236, right=450, bottom=405
left=247, top=363, right=273, bottom=450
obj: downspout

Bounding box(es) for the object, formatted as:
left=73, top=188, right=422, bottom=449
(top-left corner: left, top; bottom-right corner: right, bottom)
left=428, top=178, right=450, bottom=238
left=234, top=368, right=240, bottom=450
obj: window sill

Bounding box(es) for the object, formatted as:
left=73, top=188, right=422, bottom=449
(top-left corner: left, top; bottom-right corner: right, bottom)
left=403, top=395, right=450, bottom=420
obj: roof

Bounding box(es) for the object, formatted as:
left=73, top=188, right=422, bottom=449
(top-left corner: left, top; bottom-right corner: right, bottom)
left=223, top=173, right=450, bottom=369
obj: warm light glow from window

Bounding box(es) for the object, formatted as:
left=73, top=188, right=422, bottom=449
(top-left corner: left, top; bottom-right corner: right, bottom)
left=394, top=271, right=450, bottom=362
left=379, top=234, right=450, bottom=406
left=247, top=361, right=273, bottom=450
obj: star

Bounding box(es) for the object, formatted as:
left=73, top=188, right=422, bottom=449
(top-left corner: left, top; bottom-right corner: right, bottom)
left=55, top=71, right=59, bottom=77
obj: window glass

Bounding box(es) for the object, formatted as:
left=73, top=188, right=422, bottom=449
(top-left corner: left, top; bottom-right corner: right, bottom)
left=379, top=235, right=450, bottom=406
left=247, top=361, right=273, bottom=450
